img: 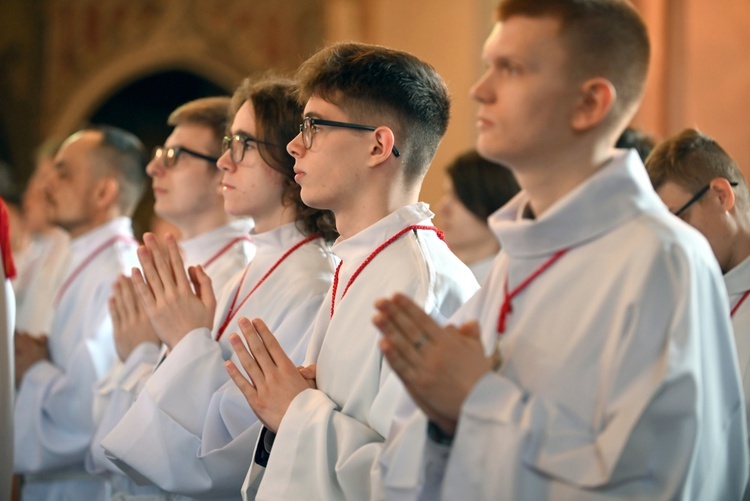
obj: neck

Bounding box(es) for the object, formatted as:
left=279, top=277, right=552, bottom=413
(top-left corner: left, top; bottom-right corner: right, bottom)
left=451, top=236, right=500, bottom=266
left=66, top=213, right=119, bottom=239
left=334, top=183, right=419, bottom=240
left=173, top=209, right=231, bottom=240
left=252, top=203, right=298, bottom=235
left=513, top=140, right=615, bottom=217
left=726, top=225, right=750, bottom=273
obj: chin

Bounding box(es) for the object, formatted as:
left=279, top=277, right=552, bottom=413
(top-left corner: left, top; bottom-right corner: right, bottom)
left=299, top=192, right=328, bottom=211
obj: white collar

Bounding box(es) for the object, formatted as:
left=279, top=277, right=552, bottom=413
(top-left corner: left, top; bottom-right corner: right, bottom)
left=490, top=150, right=663, bottom=257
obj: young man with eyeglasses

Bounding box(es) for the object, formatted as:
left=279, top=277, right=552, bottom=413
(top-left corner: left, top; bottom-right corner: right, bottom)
left=224, top=43, right=478, bottom=500
left=101, top=76, right=338, bottom=500
left=13, top=125, right=147, bottom=501
left=372, top=1, right=747, bottom=499
left=646, top=127, right=750, bottom=495
left=84, top=97, right=255, bottom=499
left=147, top=96, right=255, bottom=288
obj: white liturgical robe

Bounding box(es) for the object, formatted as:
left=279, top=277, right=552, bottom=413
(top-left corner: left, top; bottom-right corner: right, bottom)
left=0, top=199, right=16, bottom=501
left=248, top=203, right=479, bottom=501
left=13, top=228, right=69, bottom=336
left=14, top=217, right=139, bottom=501
left=101, top=222, right=336, bottom=500
left=379, top=150, right=749, bottom=500
left=86, top=220, right=255, bottom=499
left=177, top=219, right=255, bottom=292
left=725, top=253, right=750, bottom=497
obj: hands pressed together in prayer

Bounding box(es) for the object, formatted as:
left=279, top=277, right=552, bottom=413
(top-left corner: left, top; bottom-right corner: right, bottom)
left=131, top=233, right=216, bottom=350
left=109, top=274, right=160, bottom=361
left=225, top=317, right=316, bottom=432
left=373, top=293, right=493, bottom=437
left=224, top=293, right=493, bottom=438
left=14, top=331, right=50, bottom=388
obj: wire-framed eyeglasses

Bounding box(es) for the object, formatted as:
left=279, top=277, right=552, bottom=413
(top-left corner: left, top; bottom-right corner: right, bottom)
left=299, top=117, right=400, bottom=157
left=673, top=181, right=738, bottom=217
left=152, top=146, right=219, bottom=168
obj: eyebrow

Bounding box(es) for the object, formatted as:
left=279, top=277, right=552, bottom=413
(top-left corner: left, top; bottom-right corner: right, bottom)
left=230, top=129, right=254, bottom=137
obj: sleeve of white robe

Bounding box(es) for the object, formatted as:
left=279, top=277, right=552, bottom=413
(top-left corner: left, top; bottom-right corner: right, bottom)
left=433, top=241, right=747, bottom=499
left=86, top=341, right=160, bottom=475
left=0, top=262, right=15, bottom=499
left=13, top=279, right=117, bottom=472
left=101, top=291, right=326, bottom=498
left=261, top=373, right=406, bottom=501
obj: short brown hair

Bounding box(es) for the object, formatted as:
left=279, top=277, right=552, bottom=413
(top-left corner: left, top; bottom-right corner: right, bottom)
left=646, top=128, right=748, bottom=207
left=168, top=96, right=230, bottom=157
left=84, top=125, right=147, bottom=217
left=496, top=0, right=649, bottom=128
left=446, top=150, right=519, bottom=221
left=295, top=42, right=451, bottom=185
left=229, top=76, right=337, bottom=241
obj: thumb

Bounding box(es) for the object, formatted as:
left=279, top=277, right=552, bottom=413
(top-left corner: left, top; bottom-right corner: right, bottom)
left=192, top=265, right=216, bottom=311
left=456, top=320, right=481, bottom=340
left=298, top=364, right=317, bottom=380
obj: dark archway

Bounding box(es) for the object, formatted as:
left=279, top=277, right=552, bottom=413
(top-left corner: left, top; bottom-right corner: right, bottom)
left=89, top=70, right=230, bottom=238
left=0, top=124, right=10, bottom=166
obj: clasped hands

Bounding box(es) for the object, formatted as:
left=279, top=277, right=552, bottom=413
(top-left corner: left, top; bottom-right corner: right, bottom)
left=14, top=331, right=50, bottom=388
left=373, top=293, right=493, bottom=437
left=225, top=292, right=494, bottom=438
left=225, top=317, right=316, bottom=433
left=130, top=233, right=216, bottom=350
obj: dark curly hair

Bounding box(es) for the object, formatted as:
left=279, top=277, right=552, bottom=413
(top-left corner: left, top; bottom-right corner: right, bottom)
left=229, top=75, right=338, bottom=242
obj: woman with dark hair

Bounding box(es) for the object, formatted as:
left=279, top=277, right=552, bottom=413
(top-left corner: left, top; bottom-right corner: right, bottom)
left=100, top=76, right=338, bottom=499
left=437, top=149, right=519, bottom=282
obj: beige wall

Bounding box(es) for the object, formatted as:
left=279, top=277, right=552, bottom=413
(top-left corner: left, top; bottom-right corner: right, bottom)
left=323, top=0, right=497, bottom=212
left=325, top=0, right=750, bottom=208
left=3, top=0, right=749, bottom=190
left=634, top=0, right=750, bottom=177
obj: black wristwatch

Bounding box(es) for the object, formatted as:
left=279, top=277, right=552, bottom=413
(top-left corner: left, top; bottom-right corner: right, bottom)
left=427, top=420, right=454, bottom=446
left=254, top=426, right=276, bottom=467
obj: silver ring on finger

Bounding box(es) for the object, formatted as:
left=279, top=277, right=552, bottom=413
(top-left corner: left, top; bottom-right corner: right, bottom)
left=413, top=334, right=429, bottom=349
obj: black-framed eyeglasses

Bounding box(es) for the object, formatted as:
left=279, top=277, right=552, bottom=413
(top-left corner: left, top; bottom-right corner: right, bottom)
left=222, top=134, right=280, bottom=164
left=673, top=181, right=738, bottom=217
left=152, top=145, right=219, bottom=168
left=299, top=117, right=400, bottom=157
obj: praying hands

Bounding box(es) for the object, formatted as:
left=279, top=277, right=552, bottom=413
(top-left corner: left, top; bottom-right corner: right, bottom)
left=14, top=332, right=50, bottom=388
left=225, top=317, right=316, bottom=432
left=109, top=274, right=161, bottom=361
left=373, top=293, right=493, bottom=436
left=131, top=232, right=216, bottom=349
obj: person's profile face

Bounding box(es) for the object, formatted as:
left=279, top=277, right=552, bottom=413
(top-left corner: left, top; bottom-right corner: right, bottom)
left=45, top=131, right=102, bottom=233
left=147, top=123, right=223, bottom=225
left=286, top=96, right=371, bottom=212
left=436, top=177, right=490, bottom=252
left=470, top=16, right=578, bottom=168
left=216, top=100, right=287, bottom=221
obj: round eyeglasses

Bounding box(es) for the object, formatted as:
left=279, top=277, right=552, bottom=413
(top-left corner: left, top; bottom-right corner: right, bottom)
left=152, top=146, right=219, bottom=168
left=299, top=117, right=400, bottom=157
left=222, top=134, right=280, bottom=164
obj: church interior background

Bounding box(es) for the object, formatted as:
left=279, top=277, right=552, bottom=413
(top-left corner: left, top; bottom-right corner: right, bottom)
left=1, top=0, right=748, bottom=234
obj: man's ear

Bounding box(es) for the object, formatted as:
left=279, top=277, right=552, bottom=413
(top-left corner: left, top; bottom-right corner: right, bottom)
left=710, top=177, right=736, bottom=212
left=570, top=77, right=616, bottom=132
left=95, top=176, right=120, bottom=211
left=368, top=126, right=398, bottom=167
